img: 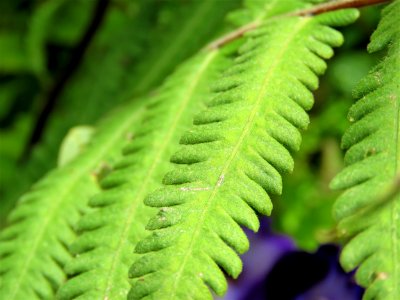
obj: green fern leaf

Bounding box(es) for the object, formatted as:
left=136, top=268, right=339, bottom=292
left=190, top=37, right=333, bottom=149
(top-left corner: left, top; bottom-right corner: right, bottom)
left=330, top=1, right=400, bottom=299
left=56, top=51, right=225, bottom=300
left=129, top=9, right=359, bottom=300
left=0, top=101, right=145, bottom=299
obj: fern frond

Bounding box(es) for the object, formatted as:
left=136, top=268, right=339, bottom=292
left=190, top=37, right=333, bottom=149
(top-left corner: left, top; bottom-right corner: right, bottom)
left=129, top=9, right=359, bottom=300
left=0, top=101, right=145, bottom=299
left=330, top=1, right=400, bottom=299
left=56, top=51, right=224, bottom=300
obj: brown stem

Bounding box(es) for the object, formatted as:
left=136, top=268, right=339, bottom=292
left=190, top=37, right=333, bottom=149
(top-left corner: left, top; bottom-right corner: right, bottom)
left=206, top=21, right=261, bottom=51
left=206, top=0, right=390, bottom=50
left=289, top=0, right=390, bottom=16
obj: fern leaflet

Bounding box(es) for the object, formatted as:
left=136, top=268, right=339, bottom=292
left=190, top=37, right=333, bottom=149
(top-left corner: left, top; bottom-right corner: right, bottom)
left=330, top=1, right=400, bottom=299
left=129, top=9, right=359, bottom=300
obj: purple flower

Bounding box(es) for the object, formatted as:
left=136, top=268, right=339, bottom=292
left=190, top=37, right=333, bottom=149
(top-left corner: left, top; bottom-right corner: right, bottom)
left=220, top=218, right=363, bottom=300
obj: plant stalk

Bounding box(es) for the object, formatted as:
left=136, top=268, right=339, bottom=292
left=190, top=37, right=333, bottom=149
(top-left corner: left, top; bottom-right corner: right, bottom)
left=206, top=0, right=390, bottom=50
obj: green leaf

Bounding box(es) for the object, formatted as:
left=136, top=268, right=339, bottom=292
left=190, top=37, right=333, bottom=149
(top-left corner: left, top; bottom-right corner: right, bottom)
left=0, top=32, right=29, bottom=74
left=129, top=9, right=359, bottom=300
left=331, top=1, right=400, bottom=299
left=0, top=101, right=145, bottom=299
left=56, top=51, right=225, bottom=300
left=27, top=0, right=67, bottom=77
left=58, top=126, right=95, bottom=167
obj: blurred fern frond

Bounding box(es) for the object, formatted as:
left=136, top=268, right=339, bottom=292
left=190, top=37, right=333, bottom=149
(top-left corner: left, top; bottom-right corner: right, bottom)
left=0, top=101, right=146, bottom=299
left=331, top=1, right=400, bottom=299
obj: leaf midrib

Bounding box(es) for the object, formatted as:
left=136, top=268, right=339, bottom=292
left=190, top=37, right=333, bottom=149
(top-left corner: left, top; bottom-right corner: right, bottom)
left=166, top=18, right=311, bottom=299
left=390, top=86, right=399, bottom=298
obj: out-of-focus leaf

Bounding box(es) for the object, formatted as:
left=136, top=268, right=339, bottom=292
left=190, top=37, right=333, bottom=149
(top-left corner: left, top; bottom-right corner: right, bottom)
left=0, top=80, right=20, bottom=120
left=0, top=33, right=29, bottom=73
left=57, top=125, right=94, bottom=167
left=327, top=52, right=377, bottom=95
left=0, top=113, right=33, bottom=225
left=47, top=0, right=94, bottom=46
left=26, top=0, right=68, bottom=77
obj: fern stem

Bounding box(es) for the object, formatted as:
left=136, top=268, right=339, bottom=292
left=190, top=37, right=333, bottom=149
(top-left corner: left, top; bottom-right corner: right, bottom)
left=206, top=0, right=390, bottom=50
left=391, top=91, right=399, bottom=299
left=289, top=0, right=391, bottom=16
left=205, top=21, right=262, bottom=51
